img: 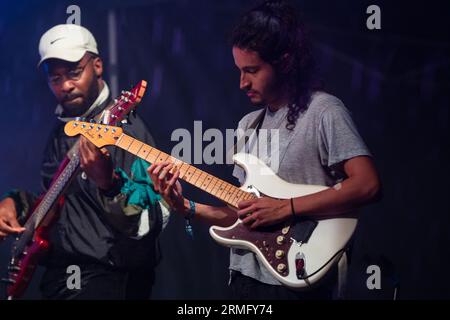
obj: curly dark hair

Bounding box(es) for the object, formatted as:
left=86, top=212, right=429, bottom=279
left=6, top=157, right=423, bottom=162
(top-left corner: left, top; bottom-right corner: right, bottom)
left=231, top=0, right=322, bottom=130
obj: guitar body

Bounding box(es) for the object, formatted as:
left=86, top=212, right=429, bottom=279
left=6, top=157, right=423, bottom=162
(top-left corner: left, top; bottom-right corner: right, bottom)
left=209, top=153, right=358, bottom=290
left=5, top=195, right=64, bottom=299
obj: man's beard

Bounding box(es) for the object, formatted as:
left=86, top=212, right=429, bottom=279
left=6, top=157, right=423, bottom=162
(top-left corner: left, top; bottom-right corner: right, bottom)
left=61, top=81, right=99, bottom=117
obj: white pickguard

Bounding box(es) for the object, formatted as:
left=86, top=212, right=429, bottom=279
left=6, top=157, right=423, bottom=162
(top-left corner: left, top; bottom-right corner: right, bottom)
left=209, top=153, right=357, bottom=290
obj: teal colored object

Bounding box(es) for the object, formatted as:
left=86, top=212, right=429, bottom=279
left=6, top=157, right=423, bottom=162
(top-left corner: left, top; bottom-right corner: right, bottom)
left=115, top=159, right=160, bottom=209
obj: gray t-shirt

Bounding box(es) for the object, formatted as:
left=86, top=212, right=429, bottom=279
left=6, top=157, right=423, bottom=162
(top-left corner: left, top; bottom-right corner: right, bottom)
left=231, top=91, right=372, bottom=285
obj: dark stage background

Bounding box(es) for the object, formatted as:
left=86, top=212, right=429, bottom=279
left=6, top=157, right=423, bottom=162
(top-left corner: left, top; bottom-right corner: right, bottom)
left=0, top=0, right=448, bottom=299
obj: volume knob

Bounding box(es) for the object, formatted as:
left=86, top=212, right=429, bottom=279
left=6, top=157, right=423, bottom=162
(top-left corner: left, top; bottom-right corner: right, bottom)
left=275, top=250, right=285, bottom=259
left=276, top=235, right=285, bottom=245
left=277, top=263, right=287, bottom=273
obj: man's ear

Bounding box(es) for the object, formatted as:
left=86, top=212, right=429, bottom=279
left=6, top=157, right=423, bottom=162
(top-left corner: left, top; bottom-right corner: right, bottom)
left=92, top=56, right=103, bottom=78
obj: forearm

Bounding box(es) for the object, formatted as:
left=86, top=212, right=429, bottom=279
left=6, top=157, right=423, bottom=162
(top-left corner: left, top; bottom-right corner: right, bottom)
left=293, top=175, right=380, bottom=217
left=180, top=198, right=237, bottom=227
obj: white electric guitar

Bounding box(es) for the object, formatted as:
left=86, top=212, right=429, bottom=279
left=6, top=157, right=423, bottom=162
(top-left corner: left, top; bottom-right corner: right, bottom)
left=63, top=121, right=357, bottom=290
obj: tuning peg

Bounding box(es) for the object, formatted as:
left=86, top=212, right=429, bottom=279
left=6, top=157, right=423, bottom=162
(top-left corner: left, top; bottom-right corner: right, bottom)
left=8, top=265, right=20, bottom=272
left=1, top=278, right=16, bottom=284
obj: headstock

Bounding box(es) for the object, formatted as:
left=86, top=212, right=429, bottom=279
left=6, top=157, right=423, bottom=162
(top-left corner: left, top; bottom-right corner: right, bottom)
left=64, top=121, right=123, bottom=148
left=101, top=80, right=148, bottom=124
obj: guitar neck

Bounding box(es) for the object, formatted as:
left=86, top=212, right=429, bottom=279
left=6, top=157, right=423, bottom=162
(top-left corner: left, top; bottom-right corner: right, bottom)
left=25, top=154, right=80, bottom=230
left=115, top=133, right=254, bottom=208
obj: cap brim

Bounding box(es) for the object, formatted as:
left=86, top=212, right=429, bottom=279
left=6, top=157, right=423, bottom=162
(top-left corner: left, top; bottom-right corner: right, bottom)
left=37, top=48, right=86, bottom=67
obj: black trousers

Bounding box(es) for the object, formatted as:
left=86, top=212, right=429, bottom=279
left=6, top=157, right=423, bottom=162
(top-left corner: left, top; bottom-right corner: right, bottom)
left=229, top=270, right=338, bottom=300
left=40, top=263, right=154, bottom=300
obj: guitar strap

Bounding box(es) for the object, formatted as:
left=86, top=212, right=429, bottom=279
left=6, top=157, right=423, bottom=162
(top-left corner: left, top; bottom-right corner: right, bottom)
left=227, top=108, right=266, bottom=162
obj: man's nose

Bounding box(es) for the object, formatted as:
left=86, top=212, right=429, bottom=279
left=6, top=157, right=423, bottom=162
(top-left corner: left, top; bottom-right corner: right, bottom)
left=240, top=74, right=250, bottom=90
left=61, top=78, right=75, bottom=92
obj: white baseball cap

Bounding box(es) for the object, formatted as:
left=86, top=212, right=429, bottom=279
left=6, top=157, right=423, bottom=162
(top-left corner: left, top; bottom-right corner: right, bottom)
left=38, top=24, right=99, bottom=67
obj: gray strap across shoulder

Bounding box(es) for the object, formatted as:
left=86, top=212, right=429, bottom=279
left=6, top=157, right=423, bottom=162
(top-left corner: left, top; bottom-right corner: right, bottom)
left=227, top=108, right=266, bottom=160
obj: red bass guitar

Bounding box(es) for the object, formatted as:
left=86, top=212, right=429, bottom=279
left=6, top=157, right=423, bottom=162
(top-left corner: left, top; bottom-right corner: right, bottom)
left=2, top=80, right=148, bottom=299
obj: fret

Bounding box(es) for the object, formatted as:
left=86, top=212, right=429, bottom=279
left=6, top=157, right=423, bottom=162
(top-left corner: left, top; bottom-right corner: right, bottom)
left=205, top=177, right=219, bottom=193
left=221, top=184, right=232, bottom=202
left=183, top=166, right=194, bottom=182
left=172, top=158, right=185, bottom=169
left=222, top=184, right=235, bottom=202
left=246, top=192, right=257, bottom=200
left=235, top=188, right=245, bottom=201
left=192, top=168, right=204, bottom=185
left=177, top=163, right=189, bottom=179
left=166, top=155, right=178, bottom=163
left=213, top=181, right=227, bottom=199
left=190, top=170, right=202, bottom=187
left=173, top=160, right=186, bottom=173
left=225, top=187, right=240, bottom=203
left=145, top=151, right=155, bottom=163
left=229, top=198, right=238, bottom=208
left=229, top=186, right=243, bottom=204
left=229, top=191, right=243, bottom=208
left=115, top=133, right=125, bottom=148
left=137, top=144, right=152, bottom=159
left=168, top=156, right=183, bottom=171
left=165, top=157, right=182, bottom=176
left=243, top=192, right=252, bottom=201
left=193, top=171, right=207, bottom=188
left=220, top=183, right=233, bottom=199
left=155, top=151, right=170, bottom=164
left=200, top=173, right=214, bottom=191
left=151, top=150, right=162, bottom=163
left=189, top=168, right=202, bottom=185
left=128, top=139, right=144, bottom=155
left=210, top=180, right=224, bottom=197
left=209, top=180, right=220, bottom=196
left=147, top=148, right=160, bottom=162
left=118, top=134, right=134, bottom=150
